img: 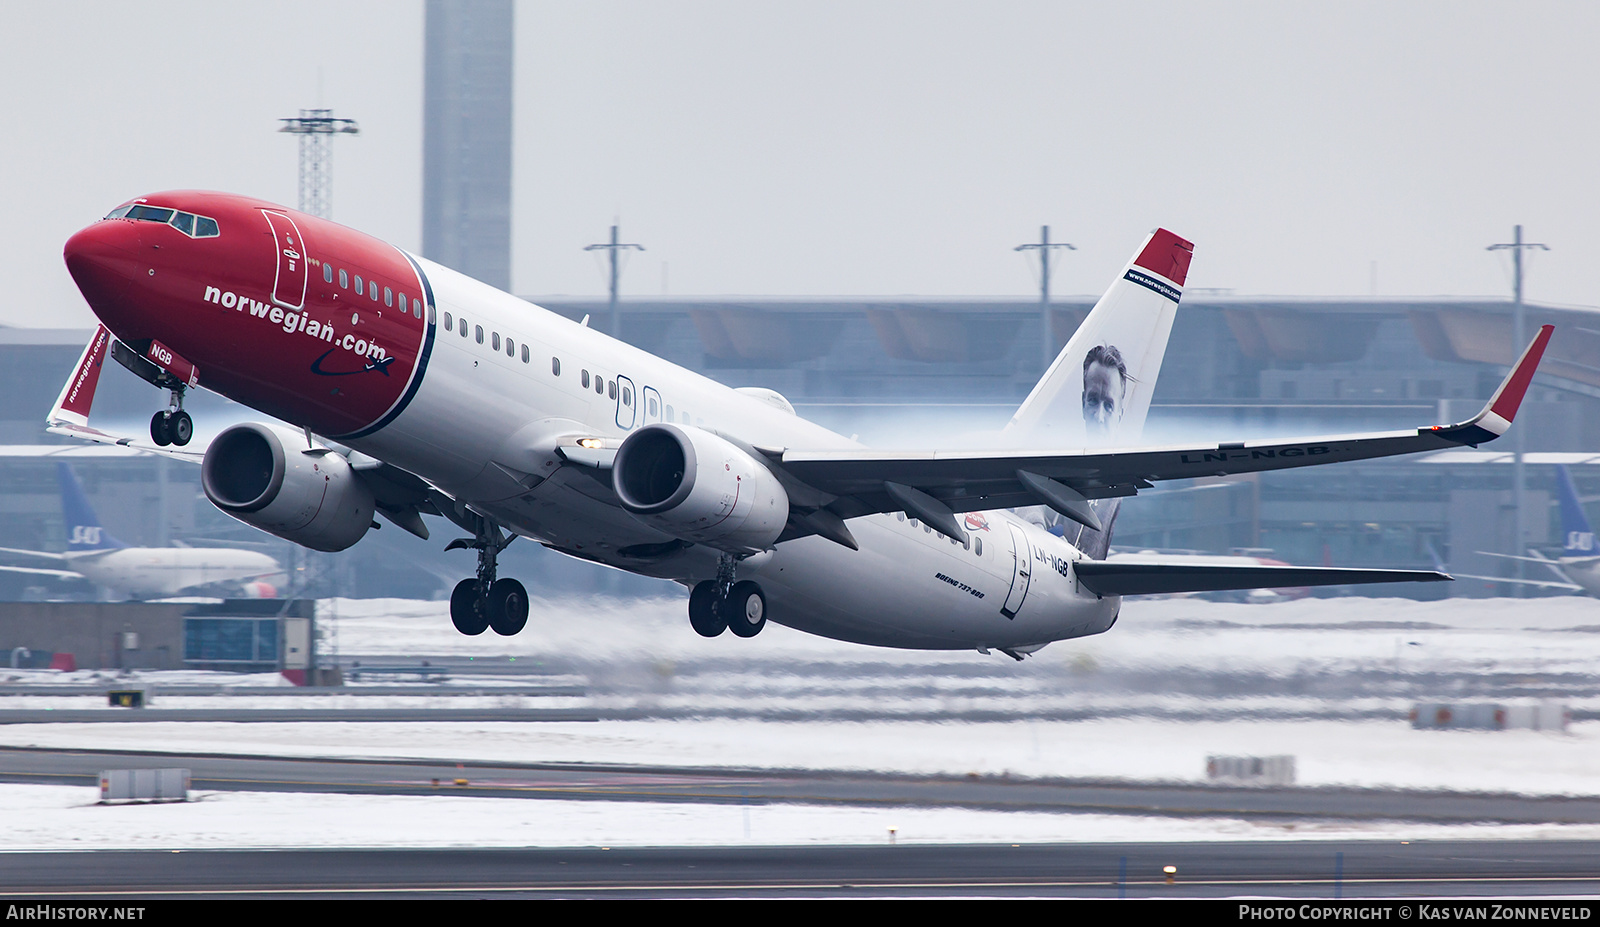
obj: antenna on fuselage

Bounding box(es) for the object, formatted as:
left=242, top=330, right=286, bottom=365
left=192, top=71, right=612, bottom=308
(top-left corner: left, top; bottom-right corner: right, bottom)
left=278, top=109, right=361, bottom=219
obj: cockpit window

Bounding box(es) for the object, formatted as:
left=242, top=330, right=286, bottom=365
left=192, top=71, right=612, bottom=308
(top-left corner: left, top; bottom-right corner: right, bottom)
left=106, top=203, right=220, bottom=238
left=125, top=205, right=174, bottom=223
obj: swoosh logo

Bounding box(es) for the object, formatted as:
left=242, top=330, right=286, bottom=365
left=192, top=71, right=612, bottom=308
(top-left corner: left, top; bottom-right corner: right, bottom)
left=310, top=349, right=396, bottom=377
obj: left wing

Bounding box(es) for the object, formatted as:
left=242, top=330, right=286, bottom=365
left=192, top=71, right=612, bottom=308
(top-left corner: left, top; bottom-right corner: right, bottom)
left=780, top=325, right=1554, bottom=525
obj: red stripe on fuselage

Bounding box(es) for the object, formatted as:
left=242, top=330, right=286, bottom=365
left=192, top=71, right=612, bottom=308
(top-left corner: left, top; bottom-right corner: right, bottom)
left=64, top=191, right=428, bottom=437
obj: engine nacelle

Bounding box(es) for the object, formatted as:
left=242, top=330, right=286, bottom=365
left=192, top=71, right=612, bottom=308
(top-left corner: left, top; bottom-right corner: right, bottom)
left=201, top=422, right=376, bottom=552
left=612, top=424, right=789, bottom=554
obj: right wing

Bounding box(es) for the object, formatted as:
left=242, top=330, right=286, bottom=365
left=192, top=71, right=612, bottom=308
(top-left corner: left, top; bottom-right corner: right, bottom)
left=779, top=326, right=1554, bottom=523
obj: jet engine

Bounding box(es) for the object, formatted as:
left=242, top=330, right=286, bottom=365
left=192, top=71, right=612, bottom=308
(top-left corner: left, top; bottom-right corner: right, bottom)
left=201, top=422, right=376, bottom=552
left=611, top=424, right=789, bottom=554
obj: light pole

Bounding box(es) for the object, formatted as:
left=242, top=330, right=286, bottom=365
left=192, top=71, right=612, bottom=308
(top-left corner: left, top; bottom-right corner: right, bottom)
left=1487, top=226, right=1549, bottom=594
left=1015, top=226, right=1076, bottom=373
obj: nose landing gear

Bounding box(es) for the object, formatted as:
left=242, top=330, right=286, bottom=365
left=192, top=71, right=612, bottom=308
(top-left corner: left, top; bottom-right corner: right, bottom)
left=149, top=388, right=192, bottom=447
left=446, top=518, right=528, bottom=636
left=688, top=554, right=767, bottom=638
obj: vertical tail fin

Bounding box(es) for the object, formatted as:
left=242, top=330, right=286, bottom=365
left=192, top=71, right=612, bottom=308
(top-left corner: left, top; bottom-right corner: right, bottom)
left=1004, top=228, right=1192, bottom=446
left=58, top=463, right=125, bottom=552
left=1557, top=465, right=1597, bottom=556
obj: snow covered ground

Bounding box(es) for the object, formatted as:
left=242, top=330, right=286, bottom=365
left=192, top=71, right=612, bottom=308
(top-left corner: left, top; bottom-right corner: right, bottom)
left=2, top=594, right=1599, bottom=850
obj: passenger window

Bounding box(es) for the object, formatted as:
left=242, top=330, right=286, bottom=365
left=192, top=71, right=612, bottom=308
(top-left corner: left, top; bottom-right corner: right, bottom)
left=384, top=287, right=393, bottom=307
left=194, top=216, right=219, bottom=237
left=552, top=357, right=561, bottom=376
left=354, top=275, right=363, bottom=293
left=975, top=538, right=983, bottom=557
left=443, top=311, right=453, bottom=329
left=413, top=298, right=422, bottom=319
left=398, top=291, right=406, bottom=312
left=507, top=339, right=515, bottom=358
left=623, top=387, right=632, bottom=406
left=665, top=404, right=674, bottom=420
left=492, top=332, right=501, bottom=351
left=475, top=325, right=484, bottom=344
left=603, top=379, right=612, bottom=397
left=323, top=263, right=334, bottom=283
left=369, top=281, right=378, bottom=301
left=340, top=269, right=349, bottom=289
left=521, top=345, right=529, bottom=363
left=459, top=318, right=467, bottom=337
left=648, top=396, right=657, bottom=416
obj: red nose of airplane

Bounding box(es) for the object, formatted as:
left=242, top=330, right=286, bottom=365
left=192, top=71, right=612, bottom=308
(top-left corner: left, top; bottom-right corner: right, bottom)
left=64, top=220, right=144, bottom=320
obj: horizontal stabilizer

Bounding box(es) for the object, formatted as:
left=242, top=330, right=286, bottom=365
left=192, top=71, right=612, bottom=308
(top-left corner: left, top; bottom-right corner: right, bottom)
left=1073, top=562, right=1449, bottom=596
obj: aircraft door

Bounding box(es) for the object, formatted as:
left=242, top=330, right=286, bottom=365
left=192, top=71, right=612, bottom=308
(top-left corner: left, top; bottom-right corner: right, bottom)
left=1000, top=522, right=1032, bottom=618
left=261, top=211, right=308, bottom=310
left=642, top=386, right=663, bottom=425
left=615, top=375, right=637, bottom=430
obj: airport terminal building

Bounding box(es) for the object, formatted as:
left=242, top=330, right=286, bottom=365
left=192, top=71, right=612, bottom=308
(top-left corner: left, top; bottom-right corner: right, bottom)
left=2, top=292, right=1596, bottom=600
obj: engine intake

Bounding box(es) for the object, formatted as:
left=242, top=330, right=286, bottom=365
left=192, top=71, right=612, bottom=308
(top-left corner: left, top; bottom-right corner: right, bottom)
left=612, top=424, right=789, bottom=554
left=202, top=422, right=375, bottom=552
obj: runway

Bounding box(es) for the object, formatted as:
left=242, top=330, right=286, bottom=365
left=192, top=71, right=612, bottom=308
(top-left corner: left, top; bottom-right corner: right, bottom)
left=5, top=745, right=1600, bottom=826
left=4, top=841, right=1599, bottom=898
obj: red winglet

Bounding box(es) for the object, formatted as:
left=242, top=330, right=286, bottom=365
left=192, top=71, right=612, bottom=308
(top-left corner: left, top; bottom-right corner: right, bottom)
left=1133, top=228, right=1195, bottom=286
left=1488, top=324, right=1555, bottom=422
left=52, top=324, right=111, bottom=425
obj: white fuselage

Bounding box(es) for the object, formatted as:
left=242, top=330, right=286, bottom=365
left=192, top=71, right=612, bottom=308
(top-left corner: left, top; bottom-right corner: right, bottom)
left=63, top=548, right=281, bottom=600
left=344, top=257, right=1120, bottom=651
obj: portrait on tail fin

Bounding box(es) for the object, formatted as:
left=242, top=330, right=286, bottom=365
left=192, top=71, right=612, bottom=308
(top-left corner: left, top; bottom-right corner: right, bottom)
left=1081, top=344, right=1131, bottom=437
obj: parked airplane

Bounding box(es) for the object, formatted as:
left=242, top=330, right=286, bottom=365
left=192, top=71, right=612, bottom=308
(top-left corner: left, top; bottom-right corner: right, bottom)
left=54, top=192, right=1552, bottom=656
left=0, top=462, right=282, bottom=600
left=1465, top=464, right=1600, bottom=595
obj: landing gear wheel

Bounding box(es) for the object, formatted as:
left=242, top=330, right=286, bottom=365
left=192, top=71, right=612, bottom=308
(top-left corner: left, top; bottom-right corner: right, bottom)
left=169, top=410, right=193, bottom=447
left=487, top=578, right=529, bottom=635
left=724, top=580, right=767, bottom=638
left=150, top=412, right=172, bottom=447
left=688, top=581, right=726, bottom=637
left=450, top=579, right=489, bottom=635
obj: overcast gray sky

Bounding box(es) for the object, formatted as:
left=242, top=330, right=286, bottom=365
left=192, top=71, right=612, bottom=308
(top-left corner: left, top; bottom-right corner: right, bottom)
left=3, top=1, right=1596, bottom=330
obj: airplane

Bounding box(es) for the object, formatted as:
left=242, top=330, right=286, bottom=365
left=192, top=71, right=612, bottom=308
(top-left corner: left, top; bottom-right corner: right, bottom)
left=0, top=462, right=283, bottom=600
left=1462, top=464, right=1600, bottom=595
left=53, top=191, right=1553, bottom=657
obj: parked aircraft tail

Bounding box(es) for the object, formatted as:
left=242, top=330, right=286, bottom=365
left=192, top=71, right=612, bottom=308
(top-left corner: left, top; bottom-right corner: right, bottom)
left=1557, top=465, right=1597, bottom=557
left=58, top=463, right=126, bottom=553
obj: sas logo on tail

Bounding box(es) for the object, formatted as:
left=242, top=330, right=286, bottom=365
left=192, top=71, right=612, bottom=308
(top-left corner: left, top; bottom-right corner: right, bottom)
left=1569, top=531, right=1596, bottom=552
left=70, top=526, right=103, bottom=546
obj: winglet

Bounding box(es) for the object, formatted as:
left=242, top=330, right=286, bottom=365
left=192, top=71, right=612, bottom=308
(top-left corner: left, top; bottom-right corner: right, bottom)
left=48, top=324, right=112, bottom=429
left=1434, top=324, right=1554, bottom=445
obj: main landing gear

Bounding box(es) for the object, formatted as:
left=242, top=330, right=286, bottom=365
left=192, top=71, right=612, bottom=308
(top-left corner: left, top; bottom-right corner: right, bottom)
left=688, top=553, right=767, bottom=639
left=446, top=518, right=528, bottom=636
left=149, top=387, right=192, bottom=447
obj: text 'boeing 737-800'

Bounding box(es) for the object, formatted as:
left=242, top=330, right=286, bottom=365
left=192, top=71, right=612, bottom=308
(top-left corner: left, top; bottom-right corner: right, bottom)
left=52, top=192, right=1553, bottom=657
